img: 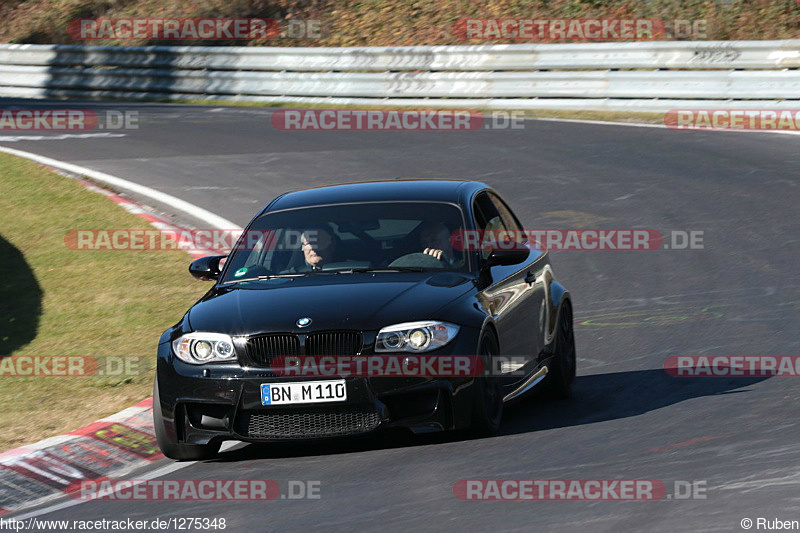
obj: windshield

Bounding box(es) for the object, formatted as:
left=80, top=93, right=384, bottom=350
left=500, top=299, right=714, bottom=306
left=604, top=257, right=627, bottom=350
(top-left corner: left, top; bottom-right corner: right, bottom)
left=220, top=202, right=470, bottom=283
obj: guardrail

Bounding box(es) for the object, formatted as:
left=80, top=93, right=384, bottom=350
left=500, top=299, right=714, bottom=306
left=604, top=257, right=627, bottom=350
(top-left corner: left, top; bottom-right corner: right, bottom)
left=1, top=41, right=799, bottom=111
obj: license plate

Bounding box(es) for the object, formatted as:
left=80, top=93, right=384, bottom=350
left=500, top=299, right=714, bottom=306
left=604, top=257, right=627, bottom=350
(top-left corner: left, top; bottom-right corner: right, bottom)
left=261, top=380, right=347, bottom=405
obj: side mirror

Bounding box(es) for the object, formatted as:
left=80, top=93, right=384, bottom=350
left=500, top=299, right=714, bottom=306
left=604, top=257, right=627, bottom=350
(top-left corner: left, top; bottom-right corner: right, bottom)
left=189, top=255, right=226, bottom=281
left=485, top=246, right=529, bottom=267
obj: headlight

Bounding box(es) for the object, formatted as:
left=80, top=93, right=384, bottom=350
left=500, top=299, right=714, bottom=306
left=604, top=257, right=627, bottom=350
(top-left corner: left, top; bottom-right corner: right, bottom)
left=172, top=332, right=236, bottom=364
left=375, top=321, right=460, bottom=353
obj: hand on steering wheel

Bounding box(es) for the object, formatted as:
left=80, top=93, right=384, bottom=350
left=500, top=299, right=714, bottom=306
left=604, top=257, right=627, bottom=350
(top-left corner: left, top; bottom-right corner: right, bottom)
left=422, top=248, right=446, bottom=261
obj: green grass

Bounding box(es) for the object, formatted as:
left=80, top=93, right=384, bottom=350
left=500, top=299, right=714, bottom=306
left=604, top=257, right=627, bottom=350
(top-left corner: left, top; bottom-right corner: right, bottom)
left=0, top=153, right=205, bottom=451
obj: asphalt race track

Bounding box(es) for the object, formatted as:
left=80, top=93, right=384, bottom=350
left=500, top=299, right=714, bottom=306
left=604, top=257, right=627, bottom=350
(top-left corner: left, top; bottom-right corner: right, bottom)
left=2, top=101, right=799, bottom=531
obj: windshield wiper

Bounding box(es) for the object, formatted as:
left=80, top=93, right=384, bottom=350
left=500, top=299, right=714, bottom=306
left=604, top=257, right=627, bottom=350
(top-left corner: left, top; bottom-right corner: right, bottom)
left=329, top=267, right=427, bottom=274
left=225, top=268, right=427, bottom=283
left=223, top=273, right=309, bottom=284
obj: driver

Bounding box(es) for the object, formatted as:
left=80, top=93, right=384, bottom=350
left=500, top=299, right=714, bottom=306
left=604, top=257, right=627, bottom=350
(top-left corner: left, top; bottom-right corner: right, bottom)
left=419, top=222, right=458, bottom=264
left=297, top=224, right=338, bottom=271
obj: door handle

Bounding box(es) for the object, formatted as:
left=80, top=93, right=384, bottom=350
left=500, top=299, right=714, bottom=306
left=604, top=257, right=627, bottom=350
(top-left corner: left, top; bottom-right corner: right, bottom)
left=524, top=271, right=536, bottom=285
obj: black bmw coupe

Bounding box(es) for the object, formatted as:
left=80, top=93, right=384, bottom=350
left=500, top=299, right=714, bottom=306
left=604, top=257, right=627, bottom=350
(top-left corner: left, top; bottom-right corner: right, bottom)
left=154, top=180, right=575, bottom=460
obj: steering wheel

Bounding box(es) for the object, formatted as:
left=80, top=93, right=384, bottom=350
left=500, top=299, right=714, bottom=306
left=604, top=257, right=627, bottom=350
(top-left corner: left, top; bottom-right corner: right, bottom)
left=388, top=252, right=447, bottom=269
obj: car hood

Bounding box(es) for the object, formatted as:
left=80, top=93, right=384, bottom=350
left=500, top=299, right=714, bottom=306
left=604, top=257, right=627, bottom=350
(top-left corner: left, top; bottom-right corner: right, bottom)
left=187, top=272, right=474, bottom=335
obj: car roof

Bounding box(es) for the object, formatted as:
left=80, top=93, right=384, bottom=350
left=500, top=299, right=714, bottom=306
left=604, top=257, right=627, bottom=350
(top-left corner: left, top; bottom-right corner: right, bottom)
left=261, top=179, right=490, bottom=213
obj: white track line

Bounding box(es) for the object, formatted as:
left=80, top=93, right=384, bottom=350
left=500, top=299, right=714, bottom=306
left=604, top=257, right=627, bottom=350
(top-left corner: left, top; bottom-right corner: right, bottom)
left=0, top=145, right=240, bottom=230
left=528, top=116, right=800, bottom=135
left=0, top=133, right=127, bottom=142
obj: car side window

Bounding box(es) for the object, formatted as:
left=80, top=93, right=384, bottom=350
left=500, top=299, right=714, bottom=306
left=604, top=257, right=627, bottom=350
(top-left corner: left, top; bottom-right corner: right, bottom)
left=473, top=192, right=507, bottom=259
left=488, top=192, right=527, bottom=244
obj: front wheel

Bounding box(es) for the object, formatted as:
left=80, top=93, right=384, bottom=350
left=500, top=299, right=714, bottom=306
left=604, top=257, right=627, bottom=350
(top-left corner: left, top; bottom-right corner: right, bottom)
left=540, top=302, right=577, bottom=399
left=153, top=375, right=220, bottom=461
left=470, top=330, right=503, bottom=436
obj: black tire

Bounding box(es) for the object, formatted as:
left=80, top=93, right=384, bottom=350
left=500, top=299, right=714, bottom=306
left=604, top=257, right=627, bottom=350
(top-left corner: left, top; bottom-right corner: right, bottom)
left=470, top=330, right=503, bottom=436
left=153, top=375, right=220, bottom=461
left=540, top=302, right=577, bottom=399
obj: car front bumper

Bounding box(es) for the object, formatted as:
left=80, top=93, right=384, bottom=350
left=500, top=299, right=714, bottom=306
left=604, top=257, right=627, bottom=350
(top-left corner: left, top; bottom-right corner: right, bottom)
left=155, top=328, right=482, bottom=445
